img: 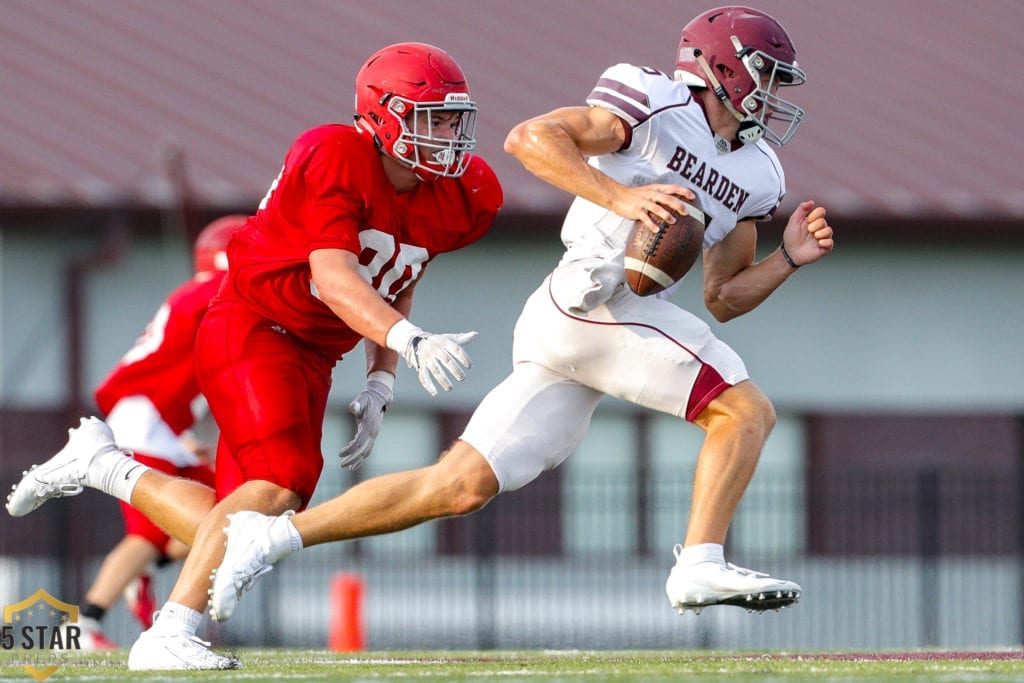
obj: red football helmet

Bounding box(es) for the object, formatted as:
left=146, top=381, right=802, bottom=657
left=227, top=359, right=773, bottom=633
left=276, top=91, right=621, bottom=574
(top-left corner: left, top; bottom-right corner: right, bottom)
left=194, top=214, right=246, bottom=273
left=676, top=6, right=806, bottom=146
left=354, top=42, right=477, bottom=180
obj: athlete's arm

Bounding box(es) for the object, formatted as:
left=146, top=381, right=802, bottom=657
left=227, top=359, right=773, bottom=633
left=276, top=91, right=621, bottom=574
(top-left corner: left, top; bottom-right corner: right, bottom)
left=337, top=276, right=415, bottom=470
left=504, top=105, right=693, bottom=231
left=703, top=201, right=832, bottom=323
left=308, top=248, right=403, bottom=346
left=310, top=248, right=475, bottom=396
left=363, top=277, right=417, bottom=380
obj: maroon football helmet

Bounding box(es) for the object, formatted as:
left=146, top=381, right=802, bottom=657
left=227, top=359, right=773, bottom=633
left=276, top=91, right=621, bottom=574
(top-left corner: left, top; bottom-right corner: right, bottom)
left=354, top=42, right=477, bottom=179
left=194, top=214, right=246, bottom=274
left=676, top=6, right=806, bottom=145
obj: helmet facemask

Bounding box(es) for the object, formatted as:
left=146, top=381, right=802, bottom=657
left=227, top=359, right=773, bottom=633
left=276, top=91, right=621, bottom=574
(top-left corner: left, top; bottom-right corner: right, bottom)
left=733, top=38, right=806, bottom=146
left=384, top=93, right=478, bottom=179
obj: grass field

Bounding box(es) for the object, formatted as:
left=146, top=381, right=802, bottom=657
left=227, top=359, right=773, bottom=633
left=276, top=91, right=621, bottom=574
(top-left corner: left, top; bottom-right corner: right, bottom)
left=4, top=649, right=1024, bottom=682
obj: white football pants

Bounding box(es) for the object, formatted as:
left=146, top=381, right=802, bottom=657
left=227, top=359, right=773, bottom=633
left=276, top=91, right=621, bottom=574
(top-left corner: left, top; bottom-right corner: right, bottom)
left=461, top=262, right=748, bottom=492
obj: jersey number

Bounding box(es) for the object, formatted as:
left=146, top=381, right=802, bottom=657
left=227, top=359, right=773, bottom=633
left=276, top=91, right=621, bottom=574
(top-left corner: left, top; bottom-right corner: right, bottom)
left=358, top=229, right=429, bottom=301
left=259, top=169, right=429, bottom=302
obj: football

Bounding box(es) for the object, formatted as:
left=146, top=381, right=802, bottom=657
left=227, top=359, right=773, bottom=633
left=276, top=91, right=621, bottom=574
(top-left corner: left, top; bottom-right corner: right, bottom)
left=624, top=198, right=706, bottom=296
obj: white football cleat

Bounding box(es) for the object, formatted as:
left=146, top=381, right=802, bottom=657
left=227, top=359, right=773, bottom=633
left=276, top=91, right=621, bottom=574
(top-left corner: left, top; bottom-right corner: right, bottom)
left=6, top=417, right=123, bottom=517
left=127, top=629, right=239, bottom=670
left=208, top=510, right=290, bottom=622
left=665, top=544, right=801, bottom=614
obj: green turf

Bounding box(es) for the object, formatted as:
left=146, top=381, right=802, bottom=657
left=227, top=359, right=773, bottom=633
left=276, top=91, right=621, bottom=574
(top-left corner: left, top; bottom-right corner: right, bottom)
left=3, top=649, right=1024, bottom=681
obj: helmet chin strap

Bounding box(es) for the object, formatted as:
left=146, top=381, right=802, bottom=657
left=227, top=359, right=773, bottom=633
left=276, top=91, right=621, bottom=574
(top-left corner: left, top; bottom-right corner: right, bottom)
left=693, top=49, right=765, bottom=145
left=736, top=121, right=763, bottom=144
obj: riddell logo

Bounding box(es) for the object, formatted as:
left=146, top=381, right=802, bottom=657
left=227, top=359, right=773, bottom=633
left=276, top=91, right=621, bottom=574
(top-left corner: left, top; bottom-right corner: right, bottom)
left=2, top=589, right=81, bottom=681
left=444, top=92, right=471, bottom=103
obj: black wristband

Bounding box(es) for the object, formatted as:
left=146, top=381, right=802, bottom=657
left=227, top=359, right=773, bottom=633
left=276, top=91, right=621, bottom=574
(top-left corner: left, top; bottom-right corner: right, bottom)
left=780, top=243, right=800, bottom=269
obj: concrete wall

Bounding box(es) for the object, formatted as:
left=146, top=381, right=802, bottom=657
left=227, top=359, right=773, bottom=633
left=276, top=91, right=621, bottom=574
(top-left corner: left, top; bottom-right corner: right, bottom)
left=3, top=228, right=1023, bottom=412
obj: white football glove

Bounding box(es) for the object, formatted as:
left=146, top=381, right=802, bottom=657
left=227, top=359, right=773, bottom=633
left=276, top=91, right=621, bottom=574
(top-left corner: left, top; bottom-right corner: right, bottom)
left=386, top=320, right=477, bottom=396
left=338, top=375, right=394, bottom=470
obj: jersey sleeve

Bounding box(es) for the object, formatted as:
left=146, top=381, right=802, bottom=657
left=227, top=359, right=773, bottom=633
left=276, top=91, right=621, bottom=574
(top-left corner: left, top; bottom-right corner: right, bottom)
left=741, top=144, right=786, bottom=222
left=458, top=155, right=503, bottom=249
left=289, top=131, right=368, bottom=255
left=423, top=155, right=503, bottom=254
left=586, top=64, right=677, bottom=128
left=586, top=63, right=683, bottom=155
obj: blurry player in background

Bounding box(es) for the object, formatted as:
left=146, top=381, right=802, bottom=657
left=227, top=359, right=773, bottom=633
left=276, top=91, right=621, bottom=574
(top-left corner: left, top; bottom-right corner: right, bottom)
left=72, top=215, right=242, bottom=650
left=205, top=5, right=832, bottom=626
left=6, top=42, right=501, bottom=670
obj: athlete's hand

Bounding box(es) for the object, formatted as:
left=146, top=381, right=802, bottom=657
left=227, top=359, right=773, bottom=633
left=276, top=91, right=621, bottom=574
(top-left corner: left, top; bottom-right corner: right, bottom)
left=616, top=183, right=696, bottom=233
left=386, top=320, right=477, bottom=396
left=338, top=376, right=394, bottom=470
left=405, top=332, right=477, bottom=396
left=782, top=200, right=834, bottom=267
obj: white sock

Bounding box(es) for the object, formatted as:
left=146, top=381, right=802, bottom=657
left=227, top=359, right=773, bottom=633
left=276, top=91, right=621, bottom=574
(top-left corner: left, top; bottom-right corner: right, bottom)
left=151, top=602, right=201, bottom=637
left=678, top=543, right=725, bottom=566
left=266, top=512, right=304, bottom=563
left=88, top=449, right=148, bottom=503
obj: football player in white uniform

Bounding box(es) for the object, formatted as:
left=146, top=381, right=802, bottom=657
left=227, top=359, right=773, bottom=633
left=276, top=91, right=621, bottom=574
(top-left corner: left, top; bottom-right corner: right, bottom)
left=206, top=5, right=834, bottom=622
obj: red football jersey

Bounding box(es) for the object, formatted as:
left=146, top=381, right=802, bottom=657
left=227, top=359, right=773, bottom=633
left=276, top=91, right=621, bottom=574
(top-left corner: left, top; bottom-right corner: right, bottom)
left=94, top=271, right=225, bottom=435
left=223, top=124, right=503, bottom=358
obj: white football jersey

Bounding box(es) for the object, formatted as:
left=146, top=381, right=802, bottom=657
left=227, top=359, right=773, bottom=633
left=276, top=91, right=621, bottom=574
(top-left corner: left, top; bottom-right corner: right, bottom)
left=559, top=63, right=786, bottom=265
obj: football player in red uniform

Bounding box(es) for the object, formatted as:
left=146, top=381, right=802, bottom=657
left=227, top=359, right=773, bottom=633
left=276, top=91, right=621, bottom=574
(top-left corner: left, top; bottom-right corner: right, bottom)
left=6, top=42, right=502, bottom=670
left=204, top=6, right=833, bottom=629
left=73, top=215, right=243, bottom=650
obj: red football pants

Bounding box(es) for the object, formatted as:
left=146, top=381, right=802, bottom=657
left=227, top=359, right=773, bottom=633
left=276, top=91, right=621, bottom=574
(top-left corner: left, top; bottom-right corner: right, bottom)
left=196, top=299, right=331, bottom=507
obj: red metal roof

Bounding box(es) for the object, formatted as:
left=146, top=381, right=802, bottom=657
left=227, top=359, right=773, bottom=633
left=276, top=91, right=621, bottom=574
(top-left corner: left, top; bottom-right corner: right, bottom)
left=3, top=0, right=1023, bottom=218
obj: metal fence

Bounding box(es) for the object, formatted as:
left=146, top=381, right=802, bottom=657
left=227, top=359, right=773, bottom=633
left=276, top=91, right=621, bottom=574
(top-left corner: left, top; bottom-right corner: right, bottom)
left=3, top=466, right=1021, bottom=652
